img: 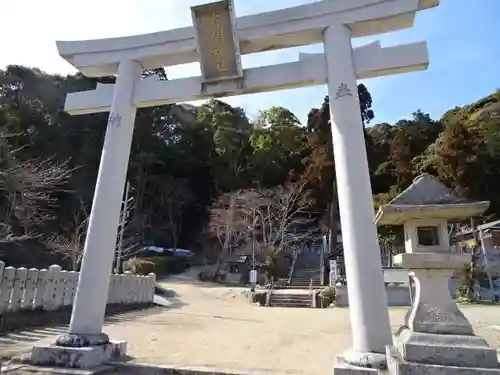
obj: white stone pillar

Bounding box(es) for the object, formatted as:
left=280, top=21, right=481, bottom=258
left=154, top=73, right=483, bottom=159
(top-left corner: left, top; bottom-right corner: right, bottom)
left=63, top=59, right=141, bottom=342
left=323, top=24, right=392, bottom=366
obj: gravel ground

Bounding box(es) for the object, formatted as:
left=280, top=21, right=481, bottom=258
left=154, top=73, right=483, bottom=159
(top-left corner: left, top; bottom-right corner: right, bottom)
left=1, top=276, right=500, bottom=375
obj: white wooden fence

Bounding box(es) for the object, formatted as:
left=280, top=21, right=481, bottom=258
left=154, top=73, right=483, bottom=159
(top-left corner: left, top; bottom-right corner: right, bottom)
left=0, top=261, right=155, bottom=314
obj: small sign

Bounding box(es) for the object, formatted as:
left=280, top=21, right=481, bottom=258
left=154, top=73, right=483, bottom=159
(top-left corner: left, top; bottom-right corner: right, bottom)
left=249, top=269, right=257, bottom=283
left=329, top=260, right=337, bottom=285
left=191, top=0, right=243, bottom=83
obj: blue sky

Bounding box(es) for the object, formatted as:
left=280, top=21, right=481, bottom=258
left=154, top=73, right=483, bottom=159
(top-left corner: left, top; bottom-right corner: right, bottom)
left=1, top=0, right=499, bottom=125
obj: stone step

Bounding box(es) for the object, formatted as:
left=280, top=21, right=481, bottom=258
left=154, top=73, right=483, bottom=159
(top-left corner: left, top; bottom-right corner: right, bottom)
left=270, top=294, right=313, bottom=308
left=290, top=280, right=322, bottom=285
left=294, top=274, right=321, bottom=278
left=294, top=276, right=320, bottom=279
left=294, top=269, right=320, bottom=273
left=270, top=298, right=311, bottom=302
left=284, top=286, right=318, bottom=290
left=283, top=285, right=320, bottom=289
left=295, top=268, right=319, bottom=273
left=272, top=294, right=311, bottom=299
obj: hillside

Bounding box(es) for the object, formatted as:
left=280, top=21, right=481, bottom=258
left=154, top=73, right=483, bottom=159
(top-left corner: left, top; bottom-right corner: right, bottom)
left=1, top=64, right=499, bottom=268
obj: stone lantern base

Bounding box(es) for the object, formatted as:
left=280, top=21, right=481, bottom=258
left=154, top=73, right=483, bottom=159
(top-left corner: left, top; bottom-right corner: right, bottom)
left=386, top=252, right=500, bottom=374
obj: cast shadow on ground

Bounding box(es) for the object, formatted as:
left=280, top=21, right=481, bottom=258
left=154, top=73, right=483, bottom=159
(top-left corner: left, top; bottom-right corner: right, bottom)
left=154, top=285, right=187, bottom=309
left=0, top=306, right=169, bottom=361
left=159, top=274, right=244, bottom=289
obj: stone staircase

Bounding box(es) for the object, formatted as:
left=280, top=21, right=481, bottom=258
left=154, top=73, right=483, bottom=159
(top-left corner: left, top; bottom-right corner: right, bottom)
left=269, top=292, right=313, bottom=308
left=289, top=269, right=322, bottom=289
left=267, top=248, right=324, bottom=308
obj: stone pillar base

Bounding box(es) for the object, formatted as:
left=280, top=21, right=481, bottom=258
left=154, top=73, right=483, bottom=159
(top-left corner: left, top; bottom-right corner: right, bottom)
left=334, top=359, right=380, bottom=375
left=395, top=328, right=498, bottom=368
left=30, top=340, right=126, bottom=369
left=387, top=252, right=500, bottom=374
left=333, top=351, right=386, bottom=375
left=386, top=345, right=500, bottom=374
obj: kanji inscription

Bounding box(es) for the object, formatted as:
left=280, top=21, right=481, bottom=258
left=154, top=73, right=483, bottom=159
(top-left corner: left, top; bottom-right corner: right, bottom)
left=334, top=83, right=353, bottom=100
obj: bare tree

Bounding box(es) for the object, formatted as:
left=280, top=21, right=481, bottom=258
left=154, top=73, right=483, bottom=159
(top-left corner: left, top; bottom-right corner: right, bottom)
left=45, top=199, right=89, bottom=270
left=206, top=182, right=314, bottom=269
left=243, top=182, right=315, bottom=252
left=206, top=191, right=251, bottom=276
left=0, top=136, right=73, bottom=244
left=0, top=222, right=39, bottom=244
left=2, top=158, right=72, bottom=226
left=46, top=191, right=138, bottom=271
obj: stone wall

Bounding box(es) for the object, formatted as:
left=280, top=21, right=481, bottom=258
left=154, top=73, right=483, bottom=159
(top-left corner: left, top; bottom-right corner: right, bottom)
left=0, top=261, right=155, bottom=333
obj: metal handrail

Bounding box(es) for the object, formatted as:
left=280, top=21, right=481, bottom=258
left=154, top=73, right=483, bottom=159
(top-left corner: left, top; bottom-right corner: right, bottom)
left=265, top=279, right=275, bottom=306
left=287, top=248, right=299, bottom=285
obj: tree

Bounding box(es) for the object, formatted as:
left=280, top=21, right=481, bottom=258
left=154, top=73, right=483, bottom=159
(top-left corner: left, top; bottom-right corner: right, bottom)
left=197, top=100, right=252, bottom=194
left=433, top=122, right=480, bottom=197
left=4, top=63, right=500, bottom=279
left=389, top=129, right=413, bottom=188
left=206, top=192, right=250, bottom=277
left=301, top=84, right=376, bottom=252
left=373, top=186, right=405, bottom=264
left=250, top=106, right=308, bottom=186
left=158, top=177, right=194, bottom=250
left=0, top=135, right=73, bottom=244
left=45, top=199, right=89, bottom=271
left=238, top=182, right=314, bottom=252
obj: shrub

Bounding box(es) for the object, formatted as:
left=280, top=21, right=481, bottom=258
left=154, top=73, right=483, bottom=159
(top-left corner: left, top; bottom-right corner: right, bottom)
left=123, top=257, right=155, bottom=275
left=139, top=255, right=189, bottom=275
left=456, top=263, right=489, bottom=301
left=252, top=291, right=267, bottom=306
left=318, top=285, right=336, bottom=307
left=263, top=247, right=280, bottom=283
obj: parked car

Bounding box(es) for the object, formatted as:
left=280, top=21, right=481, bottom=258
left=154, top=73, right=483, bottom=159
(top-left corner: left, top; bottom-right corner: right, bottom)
left=143, top=246, right=194, bottom=257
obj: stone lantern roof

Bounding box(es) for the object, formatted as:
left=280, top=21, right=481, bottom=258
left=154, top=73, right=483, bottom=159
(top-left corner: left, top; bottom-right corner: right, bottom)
left=375, top=173, right=490, bottom=225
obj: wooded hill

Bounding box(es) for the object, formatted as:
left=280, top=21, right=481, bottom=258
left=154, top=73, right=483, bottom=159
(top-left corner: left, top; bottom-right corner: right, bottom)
left=1, top=65, right=499, bottom=268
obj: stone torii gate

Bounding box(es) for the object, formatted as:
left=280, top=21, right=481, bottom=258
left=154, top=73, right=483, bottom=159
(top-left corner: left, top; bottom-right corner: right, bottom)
left=31, top=0, right=440, bottom=372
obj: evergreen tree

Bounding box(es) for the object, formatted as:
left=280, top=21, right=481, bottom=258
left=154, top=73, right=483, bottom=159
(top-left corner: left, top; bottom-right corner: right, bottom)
left=389, top=129, right=413, bottom=189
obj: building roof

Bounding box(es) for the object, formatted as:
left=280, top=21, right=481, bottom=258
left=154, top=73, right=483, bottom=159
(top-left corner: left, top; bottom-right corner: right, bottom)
left=375, top=174, right=490, bottom=225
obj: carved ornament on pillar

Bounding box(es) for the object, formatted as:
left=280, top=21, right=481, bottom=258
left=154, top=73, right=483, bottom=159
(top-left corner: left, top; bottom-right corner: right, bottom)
left=334, top=82, right=353, bottom=100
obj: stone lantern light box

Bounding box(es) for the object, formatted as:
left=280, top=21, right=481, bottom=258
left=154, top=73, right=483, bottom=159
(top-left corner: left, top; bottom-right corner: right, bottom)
left=375, top=173, right=489, bottom=255
left=375, top=174, right=500, bottom=374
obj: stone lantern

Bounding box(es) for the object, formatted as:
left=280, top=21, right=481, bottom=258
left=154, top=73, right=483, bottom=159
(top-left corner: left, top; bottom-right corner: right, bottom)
left=375, top=174, right=500, bottom=374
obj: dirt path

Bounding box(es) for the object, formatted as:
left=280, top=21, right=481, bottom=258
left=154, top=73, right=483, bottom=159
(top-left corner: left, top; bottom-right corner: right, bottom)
left=126, top=280, right=500, bottom=375
left=2, top=273, right=500, bottom=375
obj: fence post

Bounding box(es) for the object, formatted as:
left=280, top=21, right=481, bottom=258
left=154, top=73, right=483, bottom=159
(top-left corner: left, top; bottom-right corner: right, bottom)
left=22, top=268, right=40, bottom=310
left=43, top=265, right=62, bottom=311
left=0, top=267, right=16, bottom=313
left=147, top=273, right=156, bottom=303
left=9, top=268, right=28, bottom=312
